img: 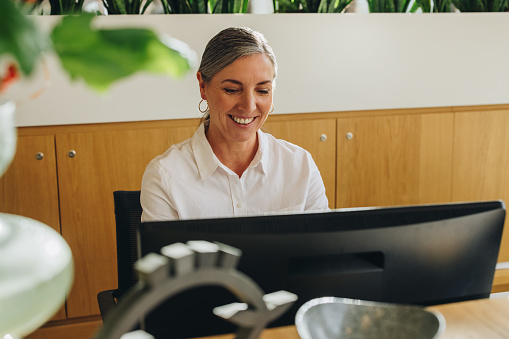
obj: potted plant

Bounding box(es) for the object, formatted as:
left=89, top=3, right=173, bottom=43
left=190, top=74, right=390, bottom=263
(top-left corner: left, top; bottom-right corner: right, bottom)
left=274, top=0, right=353, bottom=12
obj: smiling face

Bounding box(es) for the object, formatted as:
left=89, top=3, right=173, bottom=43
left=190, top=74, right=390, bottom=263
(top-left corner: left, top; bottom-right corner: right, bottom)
left=197, top=53, right=274, bottom=150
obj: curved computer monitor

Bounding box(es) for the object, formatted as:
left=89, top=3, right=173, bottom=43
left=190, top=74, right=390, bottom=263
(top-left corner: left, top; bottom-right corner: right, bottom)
left=137, top=200, right=505, bottom=338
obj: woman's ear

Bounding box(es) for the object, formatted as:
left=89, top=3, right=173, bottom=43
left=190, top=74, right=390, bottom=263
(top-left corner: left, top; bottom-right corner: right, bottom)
left=196, top=72, right=207, bottom=100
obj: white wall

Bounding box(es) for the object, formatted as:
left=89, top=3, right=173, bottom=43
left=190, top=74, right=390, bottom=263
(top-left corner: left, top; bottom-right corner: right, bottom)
left=9, top=13, right=509, bottom=127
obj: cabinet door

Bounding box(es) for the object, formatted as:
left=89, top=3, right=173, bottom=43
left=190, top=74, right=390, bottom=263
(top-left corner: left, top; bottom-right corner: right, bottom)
left=0, top=135, right=66, bottom=320
left=263, top=119, right=336, bottom=208
left=55, top=126, right=196, bottom=318
left=452, top=109, right=509, bottom=262
left=337, top=113, right=454, bottom=208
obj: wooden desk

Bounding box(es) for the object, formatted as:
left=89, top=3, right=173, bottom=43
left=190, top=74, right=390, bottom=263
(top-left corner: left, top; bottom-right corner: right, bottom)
left=197, top=296, right=509, bottom=339
left=427, top=296, right=509, bottom=339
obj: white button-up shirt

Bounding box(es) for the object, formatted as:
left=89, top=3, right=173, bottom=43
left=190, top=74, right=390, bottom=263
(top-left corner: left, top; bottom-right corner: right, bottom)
left=140, top=123, right=329, bottom=221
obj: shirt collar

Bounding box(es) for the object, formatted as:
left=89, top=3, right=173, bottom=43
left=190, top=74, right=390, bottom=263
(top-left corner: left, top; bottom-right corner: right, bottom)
left=192, top=123, right=268, bottom=179
left=192, top=122, right=219, bottom=179
left=249, top=129, right=268, bottom=174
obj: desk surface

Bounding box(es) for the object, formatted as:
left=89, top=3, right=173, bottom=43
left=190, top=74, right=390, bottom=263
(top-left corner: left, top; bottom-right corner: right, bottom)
left=196, top=296, right=509, bottom=339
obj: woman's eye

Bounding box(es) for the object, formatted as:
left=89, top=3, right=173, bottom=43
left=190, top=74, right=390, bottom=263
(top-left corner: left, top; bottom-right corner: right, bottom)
left=258, top=89, right=270, bottom=95
left=224, top=88, right=238, bottom=94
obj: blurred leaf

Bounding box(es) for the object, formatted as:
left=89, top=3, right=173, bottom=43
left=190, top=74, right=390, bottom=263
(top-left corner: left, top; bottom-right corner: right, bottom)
left=0, top=0, right=50, bottom=76
left=51, top=14, right=194, bottom=92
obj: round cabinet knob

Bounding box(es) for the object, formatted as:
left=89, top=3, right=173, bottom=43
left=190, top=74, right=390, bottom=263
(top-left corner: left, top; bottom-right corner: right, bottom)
left=320, top=134, right=327, bottom=142
left=35, top=152, right=44, bottom=160
left=346, top=132, right=354, bottom=140
left=68, top=150, right=76, bottom=158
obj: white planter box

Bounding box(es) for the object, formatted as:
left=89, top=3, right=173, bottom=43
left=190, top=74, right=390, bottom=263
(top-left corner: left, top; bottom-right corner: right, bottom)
left=11, top=13, right=509, bottom=127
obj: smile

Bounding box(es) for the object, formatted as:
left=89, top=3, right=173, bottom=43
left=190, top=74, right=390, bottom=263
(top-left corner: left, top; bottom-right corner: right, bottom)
left=230, top=115, right=255, bottom=125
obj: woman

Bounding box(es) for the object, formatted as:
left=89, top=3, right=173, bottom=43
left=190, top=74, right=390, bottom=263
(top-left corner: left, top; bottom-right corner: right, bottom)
left=141, top=27, right=329, bottom=221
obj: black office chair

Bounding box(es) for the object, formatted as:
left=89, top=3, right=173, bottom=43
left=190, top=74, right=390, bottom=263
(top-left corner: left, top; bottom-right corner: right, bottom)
left=97, top=190, right=142, bottom=321
left=97, top=190, right=237, bottom=338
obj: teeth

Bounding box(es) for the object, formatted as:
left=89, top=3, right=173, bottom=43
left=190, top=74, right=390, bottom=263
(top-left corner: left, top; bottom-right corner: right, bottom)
left=232, top=116, right=254, bottom=125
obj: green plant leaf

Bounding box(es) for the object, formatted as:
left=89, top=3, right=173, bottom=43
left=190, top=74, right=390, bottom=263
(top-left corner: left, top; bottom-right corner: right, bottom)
left=191, top=0, right=208, bottom=12
left=274, top=0, right=302, bottom=12
left=102, top=0, right=129, bottom=14
left=51, top=14, right=195, bottom=92
left=486, top=0, right=508, bottom=11
left=212, top=0, right=226, bottom=12
left=432, top=0, right=451, bottom=11
left=316, top=0, right=353, bottom=12
left=141, top=0, right=154, bottom=13
left=366, top=0, right=412, bottom=12
left=0, top=0, right=50, bottom=76
left=452, top=0, right=485, bottom=11
left=409, top=0, right=421, bottom=12
left=49, top=0, right=84, bottom=14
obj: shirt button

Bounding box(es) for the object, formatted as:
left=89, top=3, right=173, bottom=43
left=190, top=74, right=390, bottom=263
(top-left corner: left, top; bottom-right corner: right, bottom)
left=237, top=203, right=243, bottom=208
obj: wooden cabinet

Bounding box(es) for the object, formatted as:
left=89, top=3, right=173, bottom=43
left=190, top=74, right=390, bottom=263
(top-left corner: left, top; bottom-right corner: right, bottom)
left=1, top=117, right=336, bottom=320
left=336, top=112, right=454, bottom=208
left=56, top=125, right=196, bottom=317
left=0, top=123, right=197, bottom=320
left=0, top=135, right=66, bottom=320
left=451, top=108, right=509, bottom=262
left=3, top=106, right=509, bottom=336
left=334, top=106, right=509, bottom=262
left=264, top=118, right=336, bottom=208
left=0, top=135, right=60, bottom=231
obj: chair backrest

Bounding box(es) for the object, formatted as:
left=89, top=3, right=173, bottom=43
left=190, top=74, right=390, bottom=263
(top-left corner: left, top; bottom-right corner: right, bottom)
left=112, top=191, right=238, bottom=338
left=113, top=190, right=142, bottom=299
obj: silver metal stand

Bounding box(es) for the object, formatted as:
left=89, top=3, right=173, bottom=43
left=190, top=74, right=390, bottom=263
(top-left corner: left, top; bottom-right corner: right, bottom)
left=95, top=241, right=297, bottom=339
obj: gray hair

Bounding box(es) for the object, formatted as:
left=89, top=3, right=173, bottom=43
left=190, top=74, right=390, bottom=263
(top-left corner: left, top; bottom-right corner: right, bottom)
left=198, top=27, right=277, bottom=125
left=198, top=27, right=278, bottom=84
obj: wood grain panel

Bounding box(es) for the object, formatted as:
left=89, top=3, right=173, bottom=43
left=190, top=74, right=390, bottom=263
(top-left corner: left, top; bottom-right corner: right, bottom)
left=336, top=113, right=454, bottom=208
left=0, top=135, right=60, bottom=230
left=452, top=109, right=509, bottom=262
left=197, top=325, right=299, bottom=339
left=199, top=297, right=509, bottom=339
left=492, top=269, right=509, bottom=293
left=263, top=119, right=336, bottom=208
left=26, top=318, right=101, bottom=339
left=56, top=126, right=196, bottom=318
left=0, top=135, right=66, bottom=320
left=427, top=297, right=509, bottom=339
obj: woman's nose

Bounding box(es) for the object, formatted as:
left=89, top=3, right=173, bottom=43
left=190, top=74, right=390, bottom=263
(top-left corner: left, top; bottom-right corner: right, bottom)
left=238, top=92, right=256, bottom=113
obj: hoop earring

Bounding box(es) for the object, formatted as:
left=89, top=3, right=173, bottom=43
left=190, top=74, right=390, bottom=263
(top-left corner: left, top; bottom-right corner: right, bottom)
left=198, top=99, right=209, bottom=113
left=269, top=104, right=274, bottom=114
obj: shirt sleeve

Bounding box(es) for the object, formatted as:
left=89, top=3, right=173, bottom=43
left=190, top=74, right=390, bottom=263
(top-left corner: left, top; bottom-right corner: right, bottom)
left=304, top=154, right=331, bottom=212
left=140, top=160, right=179, bottom=222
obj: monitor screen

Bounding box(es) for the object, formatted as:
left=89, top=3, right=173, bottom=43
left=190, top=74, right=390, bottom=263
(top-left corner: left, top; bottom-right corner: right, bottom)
left=137, top=200, right=505, bottom=338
